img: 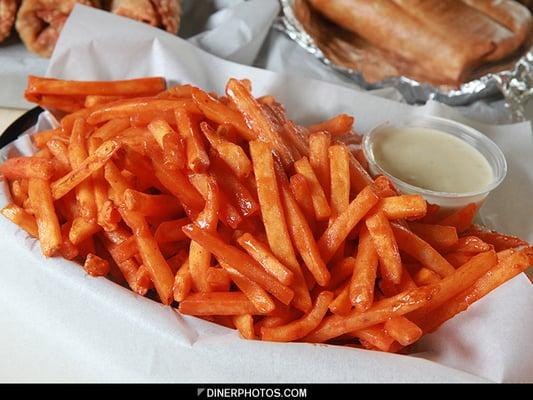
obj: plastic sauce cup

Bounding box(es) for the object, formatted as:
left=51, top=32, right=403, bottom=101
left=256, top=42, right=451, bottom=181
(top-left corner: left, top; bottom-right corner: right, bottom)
left=362, top=115, right=507, bottom=213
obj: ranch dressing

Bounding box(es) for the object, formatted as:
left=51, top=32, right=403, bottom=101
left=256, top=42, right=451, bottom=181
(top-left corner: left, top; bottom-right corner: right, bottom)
left=372, top=126, right=493, bottom=193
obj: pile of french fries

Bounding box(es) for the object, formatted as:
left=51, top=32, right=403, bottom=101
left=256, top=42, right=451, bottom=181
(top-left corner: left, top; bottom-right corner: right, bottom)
left=1, top=75, right=531, bottom=352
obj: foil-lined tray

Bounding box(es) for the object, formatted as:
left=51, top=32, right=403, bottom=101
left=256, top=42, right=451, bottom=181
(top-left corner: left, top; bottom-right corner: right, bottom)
left=277, top=0, right=533, bottom=121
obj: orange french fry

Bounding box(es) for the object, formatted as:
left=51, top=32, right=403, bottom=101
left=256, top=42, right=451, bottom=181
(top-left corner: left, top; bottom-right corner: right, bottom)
left=209, top=152, right=259, bottom=218
left=24, top=91, right=83, bottom=112
left=412, top=267, right=442, bottom=286
left=303, top=284, right=438, bottom=343
left=0, top=157, right=54, bottom=180
left=148, top=119, right=186, bottom=170
left=121, top=209, right=175, bottom=305
left=85, top=95, right=127, bottom=108
left=366, top=211, right=402, bottom=285
left=408, top=250, right=498, bottom=323
left=461, top=224, right=528, bottom=251
left=444, top=251, right=473, bottom=268
left=9, top=179, right=29, bottom=207
left=206, top=266, right=231, bottom=292
left=349, top=226, right=378, bottom=311
left=157, top=84, right=195, bottom=99
left=447, top=236, right=491, bottom=254
left=408, top=222, right=459, bottom=250
left=83, top=253, right=110, bottom=277
left=308, top=131, right=331, bottom=199
left=173, top=259, right=192, bottom=302
left=191, top=87, right=256, bottom=141
left=219, top=261, right=276, bottom=314
left=280, top=119, right=309, bottom=159
left=175, top=107, right=210, bottom=172
left=233, top=314, right=256, bottom=340
left=31, top=129, right=58, bottom=149
left=237, top=233, right=294, bottom=286
left=249, top=140, right=299, bottom=269
left=351, top=325, right=395, bottom=352
left=348, top=151, right=373, bottom=194
left=28, top=178, right=62, bottom=257
left=274, top=161, right=330, bottom=289
left=189, top=176, right=219, bottom=293
left=384, top=316, right=423, bottom=346
left=294, top=156, right=331, bottom=221
left=226, top=78, right=294, bottom=167
left=1, top=203, right=38, bottom=237
left=438, top=203, right=477, bottom=233
left=419, top=250, right=531, bottom=333
left=391, top=223, right=456, bottom=278
left=308, top=114, right=354, bottom=136
left=86, top=97, right=200, bottom=125
left=326, top=256, right=356, bottom=290
left=108, top=235, right=138, bottom=263
left=200, top=121, right=252, bottom=178
left=328, top=144, right=351, bottom=221
left=182, top=224, right=294, bottom=306
left=179, top=292, right=265, bottom=316
left=188, top=172, right=242, bottom=230
left=154, top=217, right=190, bottom=244
left=92, top=118, right=130, bottom=141
left=124, top=188, right=183, bottom=218
left=261, top=291, right=334, bottom=342
left=27, top=75, right=166, bottom=97
left=329, top=285, right=352, bottom=316
left=151, top=156, right=204, bottom=216
left=375, top=195, right=427, bottom=220
left=289, top=173, right=316, bottom=229
left=51, top=140, right=120, bottom=200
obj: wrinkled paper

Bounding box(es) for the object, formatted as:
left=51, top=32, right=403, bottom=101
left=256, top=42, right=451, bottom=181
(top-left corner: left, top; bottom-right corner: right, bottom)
left=1, top=6, right=532, bottom=383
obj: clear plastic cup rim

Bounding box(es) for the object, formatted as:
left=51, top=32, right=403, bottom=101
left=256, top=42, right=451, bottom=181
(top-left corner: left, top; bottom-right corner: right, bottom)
left=362, top=115, right=508, bottom=200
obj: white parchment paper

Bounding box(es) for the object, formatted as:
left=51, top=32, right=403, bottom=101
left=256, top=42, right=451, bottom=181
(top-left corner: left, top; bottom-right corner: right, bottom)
left=0, top=6, right=532, bottom=383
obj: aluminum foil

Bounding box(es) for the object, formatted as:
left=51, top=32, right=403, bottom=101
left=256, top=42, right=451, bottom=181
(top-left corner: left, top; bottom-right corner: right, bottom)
left=277, top=0, right=533, bottom=121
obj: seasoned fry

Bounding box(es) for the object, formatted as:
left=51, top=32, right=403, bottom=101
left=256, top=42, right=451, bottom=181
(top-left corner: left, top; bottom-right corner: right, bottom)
left=294, top=156, right=331, bottom=221
left=233, top=314, right=256, bottom=340
left=0, top=157, right=54, bottom=180
left=1, top=203, right=38, bottom=237
left=438, top=203, right=477, bottom=233
left=26, top=75, right=166, bottom=97
left=200, top=122, right=252, bottom=179
left=419, top=250, right=531, bottom=333
left=51, top=140, right=120, bottom=200
left=289, top=173, right=316, bottom=229
left=188, top=176, right=219, bottom=293
left=349, top=226, right=378, bottom=311
left=328, top=144, right=350, bottom=221
left=408, top=222, right=459, bottom=250
left=124, top=188, right=183, bottom=218
left=319, top=186, right=379, bottom=262
left=83, top=253, right=110, bottom=277
left=304, top=285, right=438, bottom=343
left=365, top=211, right=402, bottom=285
left=226, top=79, right=294, bottom=167
left=392, top=223, right=456, bottom=278
left=154, top=218, right=189, bottom=244
left=261, top=291, right=334, bottom=342
left=179, top=292, right=264, bottom=316
left=237, top=233, right=294, bottom=286
left=249, top=140, right=299, bottom=273
left=173, top=259, right=192, bottom=302
left=375, top=195, right=427, bottom=220
left=28, top=178, right=62, bottom=257
left=175, top=107, right=210, bottom=172
left=384, top=316, right=423, bottom=346
left=121, top=209, right=175, bottom=305
left=309, top=131, right=331, bottom=198
left=182, top=224, right=294, bottom=305
left=308, top=114, right=354, bottom=136
left=462, top=224, right=528, bottom=251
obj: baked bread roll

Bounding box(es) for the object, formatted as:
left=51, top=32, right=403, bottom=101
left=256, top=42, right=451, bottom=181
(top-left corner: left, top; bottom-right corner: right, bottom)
left=0, top=0, right=19, bottom=43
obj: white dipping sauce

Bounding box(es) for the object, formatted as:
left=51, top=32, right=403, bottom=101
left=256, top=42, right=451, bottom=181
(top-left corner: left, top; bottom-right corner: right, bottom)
left=372, top=127, right=493, bottom=193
